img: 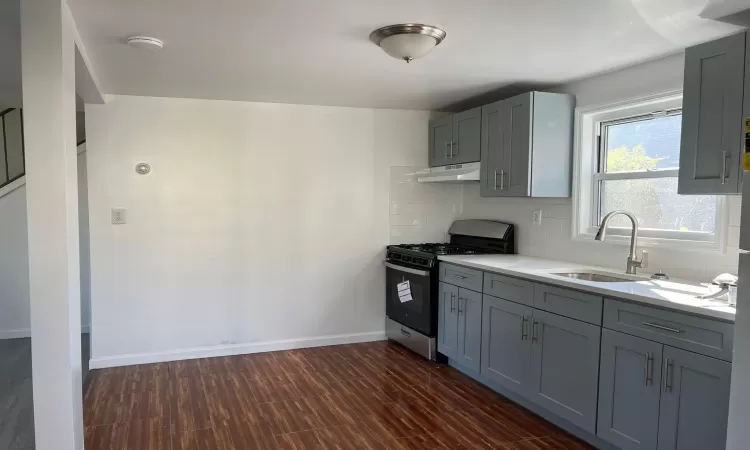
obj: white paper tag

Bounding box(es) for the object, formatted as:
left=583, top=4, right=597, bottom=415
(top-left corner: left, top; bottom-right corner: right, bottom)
left=397, top=280, right=413, bottom=303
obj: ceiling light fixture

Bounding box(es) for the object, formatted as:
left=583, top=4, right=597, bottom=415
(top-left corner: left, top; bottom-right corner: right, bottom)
left=369, top=24, right=446, bottom=63
left=126, top=36, right=164, bottom=50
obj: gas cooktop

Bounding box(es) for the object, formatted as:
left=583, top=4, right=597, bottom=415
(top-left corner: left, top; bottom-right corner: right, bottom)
left=389, top=243, right=497, bottom=256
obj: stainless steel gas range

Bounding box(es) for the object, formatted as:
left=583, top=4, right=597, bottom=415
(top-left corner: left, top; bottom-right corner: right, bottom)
left=384, top=219, right=515, bottom=360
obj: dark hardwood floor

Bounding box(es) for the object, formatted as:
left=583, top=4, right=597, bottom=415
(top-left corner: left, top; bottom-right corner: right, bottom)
left=83, top=341, right=593, bottom=449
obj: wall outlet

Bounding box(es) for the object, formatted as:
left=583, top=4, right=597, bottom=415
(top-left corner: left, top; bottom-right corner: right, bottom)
left=111, top=208, right=127, bottom=225
left=533, top=210, right=543, bottom=226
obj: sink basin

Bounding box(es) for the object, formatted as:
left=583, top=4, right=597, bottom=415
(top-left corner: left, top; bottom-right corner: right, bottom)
left=551, top=272, right=632, bottom=283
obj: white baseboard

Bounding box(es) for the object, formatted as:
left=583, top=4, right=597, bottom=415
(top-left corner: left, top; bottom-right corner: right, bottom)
left=0, top=325, right=91, bottom=340
left=89, top=330, right=387, bottom=369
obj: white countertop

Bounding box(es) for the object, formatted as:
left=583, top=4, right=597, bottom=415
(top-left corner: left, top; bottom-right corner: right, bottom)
left=438, top=255, right=736, bottom=322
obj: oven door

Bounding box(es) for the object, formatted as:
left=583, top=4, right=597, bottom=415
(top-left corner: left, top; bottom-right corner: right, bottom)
left=385, top=261, right=435, bottom=336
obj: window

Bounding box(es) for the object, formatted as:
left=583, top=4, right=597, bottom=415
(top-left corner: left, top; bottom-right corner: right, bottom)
left=574, top=93, right=726, bottom=248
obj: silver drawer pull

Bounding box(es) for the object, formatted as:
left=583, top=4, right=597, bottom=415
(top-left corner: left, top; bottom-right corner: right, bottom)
left=400, top=328, right=411, bottom=337
left=642, top=322, right=682, bottom=333
left=450, top=274, right=468, bottom=279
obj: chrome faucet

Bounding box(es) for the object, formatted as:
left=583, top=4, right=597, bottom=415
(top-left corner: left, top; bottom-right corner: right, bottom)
left=594, top=210, right=648, bottom=275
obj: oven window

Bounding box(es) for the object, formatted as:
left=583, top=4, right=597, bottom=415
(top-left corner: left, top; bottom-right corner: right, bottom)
left=385, top=265, right=434, bottom=336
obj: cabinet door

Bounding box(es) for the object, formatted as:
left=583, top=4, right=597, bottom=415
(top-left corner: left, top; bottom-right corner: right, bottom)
left=480, top=101, right=505, bottom=197
left=502, top=93, right=532, bottom=197
left=657, top=346, right=732, bottom=450
left=481, top=294, right=533, bottom=396
left=428, top=116, right=453, bottom=168
left=678, top=32, right=746, bottom=195
left=597, top=329, right=663, bottom=450
left=437, top=282, right=459, bottom=359
left=530, top=309, right=601, bottom=433
left=451, top=107, right=481, bottom=164
left=456, top=288, right=482, bottom=372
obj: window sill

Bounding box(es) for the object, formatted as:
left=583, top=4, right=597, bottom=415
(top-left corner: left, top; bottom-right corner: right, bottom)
left=572, top=231, right=726, bottom=254
left=0, top=176, right=26, bottom=200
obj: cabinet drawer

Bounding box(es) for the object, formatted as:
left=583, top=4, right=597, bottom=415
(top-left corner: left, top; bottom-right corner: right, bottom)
left=483, top=273, right=533, bottom=306
left=603, top=298, right=734, bottom=361
left=533, top=284, right=602, bottom=325
left=439, top=263, right=483, bottom=292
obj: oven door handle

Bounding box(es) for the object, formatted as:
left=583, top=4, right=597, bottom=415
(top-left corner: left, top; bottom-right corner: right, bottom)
left=383, top=261, right=430, bottom=277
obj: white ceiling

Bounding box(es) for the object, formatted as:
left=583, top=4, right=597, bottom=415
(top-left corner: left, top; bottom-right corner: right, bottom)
left=3, top=0, right=745, bottom=110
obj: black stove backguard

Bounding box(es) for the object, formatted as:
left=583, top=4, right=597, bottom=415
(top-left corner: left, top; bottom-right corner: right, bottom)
left=450, top=226, right=514, bottom=254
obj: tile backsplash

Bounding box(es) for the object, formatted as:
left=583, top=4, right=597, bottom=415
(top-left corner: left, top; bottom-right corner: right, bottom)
left=389, top=166, right=462, bottom=244
left=388, top=171, right=741, bottom=282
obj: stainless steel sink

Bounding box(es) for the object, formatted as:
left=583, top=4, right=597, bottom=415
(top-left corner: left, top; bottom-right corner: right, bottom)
left=551, top=272, right=632, bottom=283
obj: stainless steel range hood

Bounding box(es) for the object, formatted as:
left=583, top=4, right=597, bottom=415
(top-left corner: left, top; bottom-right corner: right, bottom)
left=415, top=162, right=480, bottom=183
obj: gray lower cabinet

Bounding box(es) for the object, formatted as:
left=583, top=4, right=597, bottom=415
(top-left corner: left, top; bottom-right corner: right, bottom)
left=598, top=329, right=663, bottom=450
left=679, top=32, right=746, bottom=195
left=456, top=288, right=482, bottom=372
left=481, top=294, right=532, bottom=395
left=657, top=346, right=732, bottom=450
left=438, top=282, right=459, bottom=359
left=530, top=309, right=601, bottom=433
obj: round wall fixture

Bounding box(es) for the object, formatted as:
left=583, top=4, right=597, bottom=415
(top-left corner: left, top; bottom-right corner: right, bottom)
left=369, top=24, right=446, bottom=63
left=135, top=163, right=151, bottom=175
left=126, top=36, right=164, bottom=50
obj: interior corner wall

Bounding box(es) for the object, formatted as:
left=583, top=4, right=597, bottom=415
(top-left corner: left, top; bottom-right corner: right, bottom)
left=85, top=96, right=432, bottom=365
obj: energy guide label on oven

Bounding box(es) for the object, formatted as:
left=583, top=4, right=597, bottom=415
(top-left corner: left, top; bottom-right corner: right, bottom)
left=397, top=280, right=413, bottom=303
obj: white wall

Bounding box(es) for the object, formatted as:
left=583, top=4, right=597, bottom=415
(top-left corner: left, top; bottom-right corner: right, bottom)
left=459, top=52, right=740, bottom=281
left=0, top=148, right=91, bottom=338
left=86, top=95, right=436, bottom=366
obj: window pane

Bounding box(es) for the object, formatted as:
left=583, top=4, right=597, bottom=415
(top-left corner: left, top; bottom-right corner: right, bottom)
left=600, top=178, right=716, bottom=233
left=605, top=114, right=681, bottom=173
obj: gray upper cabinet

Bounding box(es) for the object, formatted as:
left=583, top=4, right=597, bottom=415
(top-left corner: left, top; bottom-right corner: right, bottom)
left=657, top=346, right=732, bottom=450
left=481, top=294, right=533, bottom=396
left=428, top=108, right=481, bottom=167
left=456, top=288, right=482, bottom=373
left=502, top=94, right=532, bottom=197
left=452, top=107, right=481, bottom=164
left=428, top=116, right=453, bottom=168
left=437, top=282, right=459, bottom=359
left=598, top=329, right=663, bottom=450
left=679, top=32, right=746, bottom=195
left=480, top=92, right=574, bottom=198
left=530, top=309, right=601, bottom=433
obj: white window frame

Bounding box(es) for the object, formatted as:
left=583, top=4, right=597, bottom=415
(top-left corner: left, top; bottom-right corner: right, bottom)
left=572, top=90, right=729, bottom=252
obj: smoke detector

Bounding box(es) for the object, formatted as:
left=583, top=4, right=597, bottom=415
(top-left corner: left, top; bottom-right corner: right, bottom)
left=126, top=36, right=164, bottom=50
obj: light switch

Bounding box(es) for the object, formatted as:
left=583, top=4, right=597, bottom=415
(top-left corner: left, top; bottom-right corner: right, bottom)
left=111, top=208, right=127, bottom=224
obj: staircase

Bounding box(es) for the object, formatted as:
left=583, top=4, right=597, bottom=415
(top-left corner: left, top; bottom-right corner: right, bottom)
left=0, top=108, right=25, bottom=193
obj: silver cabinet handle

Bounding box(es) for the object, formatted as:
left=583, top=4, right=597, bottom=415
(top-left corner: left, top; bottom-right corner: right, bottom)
left=493, top=170, right=498, bottom=191
left=644, top=353, right=654, bottom=386
left=450, top=141, right=455, bottom=159
left=383, top=261, right=430, bottom=277
left=663, top=358, right=674, bottom=393
left=521, top=316, right=528, bottom=341
left=642, top=322, right=682, bottom=333
left=500, top=169, right=505, bottom=191
left=444, top=142, right=449, bottom=159
left=450, top=293, right=455, bottom=312
left=721, top=151, right=728, bottom=185
left=531, top=320, right=539, bottom=343
left=400, top=328, right=411, bottom=337
left=457, top=298, right=463, bottom=316
left=450, top=274, right=468, bottom=280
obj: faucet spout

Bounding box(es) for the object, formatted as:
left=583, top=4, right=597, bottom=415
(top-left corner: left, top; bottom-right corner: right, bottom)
left=595, top=210, right=647, bottom=275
